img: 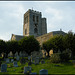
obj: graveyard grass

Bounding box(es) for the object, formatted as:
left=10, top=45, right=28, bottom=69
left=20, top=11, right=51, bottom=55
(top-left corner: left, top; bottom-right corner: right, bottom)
left=0, top=59, right=75, bottom=74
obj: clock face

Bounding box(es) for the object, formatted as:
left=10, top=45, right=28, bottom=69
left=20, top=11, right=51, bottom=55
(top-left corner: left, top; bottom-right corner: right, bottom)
left=25, top=24, right=27, bottom=29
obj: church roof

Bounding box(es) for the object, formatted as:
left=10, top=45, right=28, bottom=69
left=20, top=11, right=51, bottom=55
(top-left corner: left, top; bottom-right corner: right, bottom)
left=11, top=34, right=24, bottom=41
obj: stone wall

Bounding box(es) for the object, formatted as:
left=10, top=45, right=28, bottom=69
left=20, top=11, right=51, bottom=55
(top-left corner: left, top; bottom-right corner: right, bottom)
left=36, top=32, right=53, bottom=46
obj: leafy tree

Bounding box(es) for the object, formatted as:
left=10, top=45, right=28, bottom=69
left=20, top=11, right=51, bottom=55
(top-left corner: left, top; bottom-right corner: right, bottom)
left=6, top=40, right=19, bottom=58
left=63, top=31, right=74, bottom=58
left=0, top=39, right=7, bottom=58
left=43, top=35, right=64, bottom=57
left=19, top=36, right=40, bottom=55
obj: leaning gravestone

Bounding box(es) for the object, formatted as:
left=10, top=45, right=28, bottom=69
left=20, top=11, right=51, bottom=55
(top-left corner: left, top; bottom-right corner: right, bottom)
left=39, top=69, right=48, bottom=75
left=1, top=64, right=7, bottom=72
left=13, top=61, right=18, bottom=67
left=34, top=57, right=39, bottom=65
left=6, top=58, right=10, bottom=63
left=24, top=66, right=32, bottom=74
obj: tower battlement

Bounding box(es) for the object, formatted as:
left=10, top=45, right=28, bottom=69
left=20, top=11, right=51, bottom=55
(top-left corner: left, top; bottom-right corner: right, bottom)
left=23, top=9, right=47, bottom=37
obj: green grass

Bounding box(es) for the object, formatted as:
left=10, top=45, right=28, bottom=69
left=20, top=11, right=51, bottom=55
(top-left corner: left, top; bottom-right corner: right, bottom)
left=0, top=59, right=75, bottom=74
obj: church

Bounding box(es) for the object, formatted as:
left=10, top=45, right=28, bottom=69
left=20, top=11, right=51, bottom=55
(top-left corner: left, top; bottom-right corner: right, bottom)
left=11, top=9, right=66, bottom=45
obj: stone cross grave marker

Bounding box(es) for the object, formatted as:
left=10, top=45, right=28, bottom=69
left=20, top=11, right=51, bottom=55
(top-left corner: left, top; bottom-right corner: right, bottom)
left=6, top=58, right=10, bottom=63
left=34, top=57, right=39, bottom=65
left=24, top=66, right=32, bottom=74
left=13, top=61, right=18, bottom=67
left=39, top=69, right=48, bottom=75
left=1, top=64, right=7, bottom=72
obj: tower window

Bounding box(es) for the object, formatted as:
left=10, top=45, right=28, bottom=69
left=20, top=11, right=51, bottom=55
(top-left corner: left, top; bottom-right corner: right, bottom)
left=34, top=28, right=38, bottom=33
left=35, top=24, right=37, bottom=27
left=25, top=29, right=27, bottom=35
left=36, top=16, right=39, bottom=22
left=33, top=15, right=35, bottom=22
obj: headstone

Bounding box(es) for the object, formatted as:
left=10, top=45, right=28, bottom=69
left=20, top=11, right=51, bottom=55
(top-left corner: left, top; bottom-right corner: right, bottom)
left=6, top=58, right=10, bottom=63
left=16, top=55, right=20, bottom=61
left=13, top=61, right=18, bottom=67
left=34, top=57, right=39, bottom=65
left=11, top=59, right=14, bottom=62
left=15, top=52, right=18, bottom=57
left=1, top=64, right=7, bottom=72
left=24, top=66, right=31, bottom=74
left=41, top=59, right=45, bottom=64
left=9, top=51, right=13, bottom=57
left=19, top=51, right=22, bottom=57
left=30, top=72, right=37, bottom=75
left=28, top=56, right=31, bottom=60
left=20, top=57, right=25, bottom=64
left=39, top=69, right=48, bottom=75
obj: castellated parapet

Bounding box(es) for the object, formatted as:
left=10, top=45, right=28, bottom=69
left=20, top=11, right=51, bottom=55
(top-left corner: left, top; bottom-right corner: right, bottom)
left=23, top=9, right=47, bottom=37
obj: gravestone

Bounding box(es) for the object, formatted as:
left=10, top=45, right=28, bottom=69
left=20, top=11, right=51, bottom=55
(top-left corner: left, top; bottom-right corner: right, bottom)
left=19, top=51, right=22, bottom=57
left=41, top=59, right=45, bottom=64
left=24, top=66, right=31, bottom=74
left=11, top=59, right=14, bottom=62
left=15, top=52, right=18, bottom=57
left=30, top=72, right=37, bottom=75
left=9, top=51, right=13, bottom=57
left=1, top=64, right=7, bottom=72
left=20, top=57, right=25, bottom=64
left=6, top=58, right=10, bottom=63
left=28, top=56, right=31, bottom=60
left=16, top=55, right=20, bottom=61
left=39, top=69, right=48, bottom=75
left=13, top=61, right=18, bottom=67
left=34, top=57, right=39, bottom=65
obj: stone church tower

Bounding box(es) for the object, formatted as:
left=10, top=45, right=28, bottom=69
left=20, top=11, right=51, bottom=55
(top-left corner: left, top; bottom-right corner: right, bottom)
left=23, top=9, right=47, bottom=37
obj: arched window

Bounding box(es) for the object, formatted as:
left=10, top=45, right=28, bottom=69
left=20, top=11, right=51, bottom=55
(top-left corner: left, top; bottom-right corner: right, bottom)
left=34, top=28, right=38, bottom=33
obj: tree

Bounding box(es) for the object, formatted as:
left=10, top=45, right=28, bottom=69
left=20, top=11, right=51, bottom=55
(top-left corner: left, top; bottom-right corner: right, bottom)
left=6, top=40, right=19, bottom=58
left=43, top=35, right=64, bottom=57
left=0, top=39, right=7, bottom=58
left=63, top=31, right=74, bottom=58
left=19, top=36, right=40, bottom=55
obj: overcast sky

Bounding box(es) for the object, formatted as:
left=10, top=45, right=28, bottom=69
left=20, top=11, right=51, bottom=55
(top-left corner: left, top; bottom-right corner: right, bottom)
left=0, top=1, right=75, bottom=41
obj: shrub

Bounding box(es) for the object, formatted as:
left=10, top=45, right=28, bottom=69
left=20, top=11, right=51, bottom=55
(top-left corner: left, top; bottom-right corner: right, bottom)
left=50, top=53, right=61, bottom=63
left=60, top=50, right=70, bottom=62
